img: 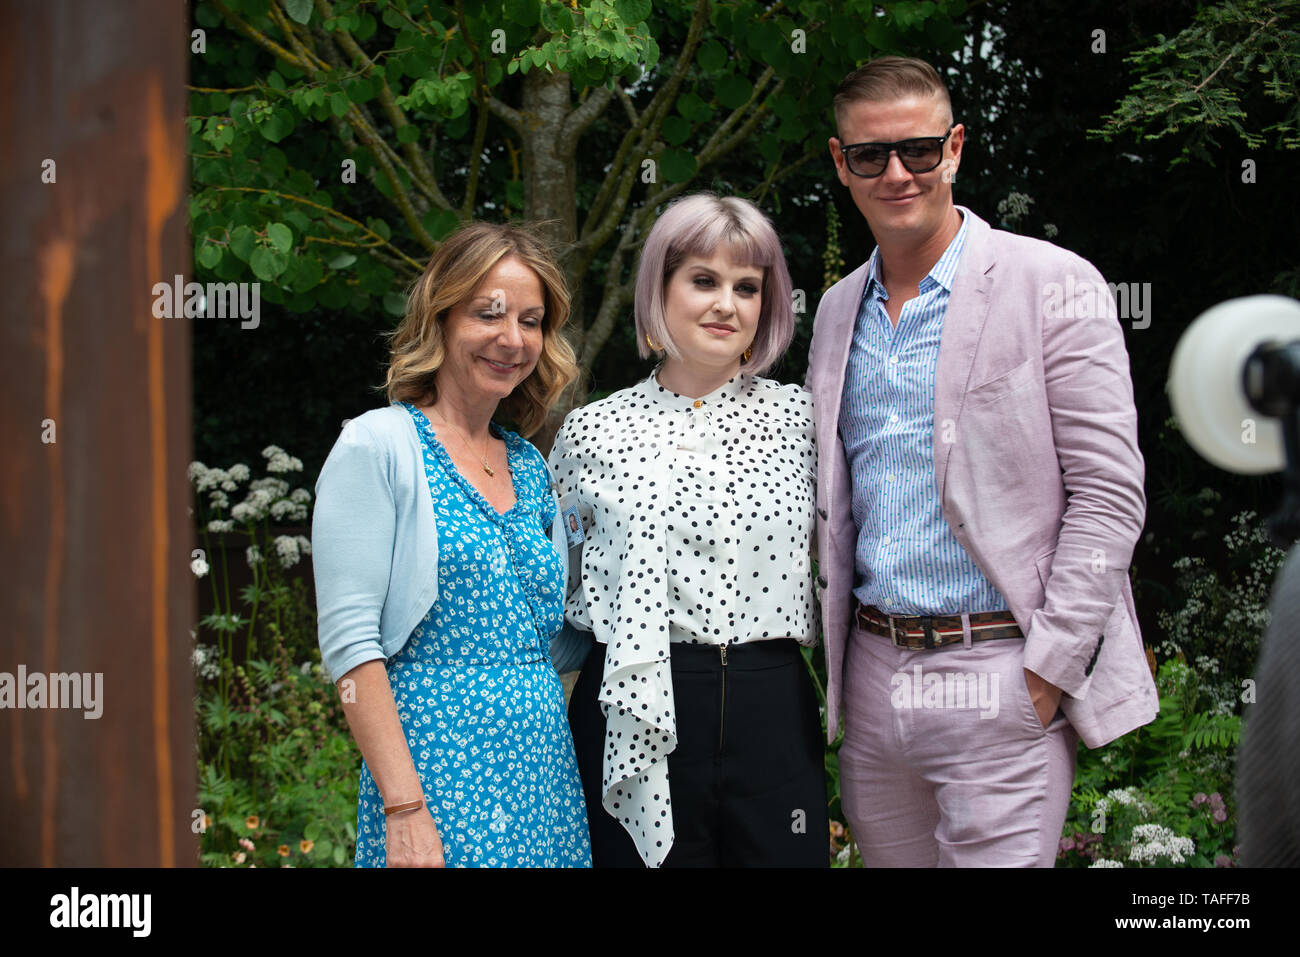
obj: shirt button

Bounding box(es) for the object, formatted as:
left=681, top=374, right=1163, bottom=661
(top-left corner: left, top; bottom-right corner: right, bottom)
left=886, top=473, right=896, bottom=483
left=890, top=355, right=899, bottom=365
left=883, top=598, right=894, bottom=607
left=693, top=400, right=703, bottom=409
left=890, top=413, right=900, bottom=423
left=881, top=535, right=892, bottom=545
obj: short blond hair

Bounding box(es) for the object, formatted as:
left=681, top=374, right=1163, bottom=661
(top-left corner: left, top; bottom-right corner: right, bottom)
left=384, top=222, right=577, bottom=437
left=833, top=56, right=953, bottom=132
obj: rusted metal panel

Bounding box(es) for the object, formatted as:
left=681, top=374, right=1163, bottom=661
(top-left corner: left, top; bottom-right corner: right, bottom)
left=0, top=0, right=194, bottom=866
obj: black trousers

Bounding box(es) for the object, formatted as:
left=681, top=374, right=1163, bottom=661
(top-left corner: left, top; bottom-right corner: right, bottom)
left=568, top=637, right=829, bottom=867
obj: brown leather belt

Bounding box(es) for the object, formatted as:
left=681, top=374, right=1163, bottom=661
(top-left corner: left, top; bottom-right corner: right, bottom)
left=856, top=603, right=1023, bottom=649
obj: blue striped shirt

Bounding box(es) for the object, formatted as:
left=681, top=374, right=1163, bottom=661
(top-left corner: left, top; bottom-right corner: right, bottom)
left=839, top=211, right=1008, bottom=615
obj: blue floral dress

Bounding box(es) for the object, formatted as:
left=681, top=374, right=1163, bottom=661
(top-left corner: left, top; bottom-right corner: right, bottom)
left=353, top=403, right=591, bottom=867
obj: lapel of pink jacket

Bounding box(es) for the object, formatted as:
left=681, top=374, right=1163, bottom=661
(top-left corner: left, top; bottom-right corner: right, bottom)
left=933, top=207, right=997, bottom=507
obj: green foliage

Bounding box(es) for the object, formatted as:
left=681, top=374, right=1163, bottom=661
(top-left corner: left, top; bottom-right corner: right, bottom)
left=1061, top=659, right=1240, bottom=868
left=189, top=445, right=359, bottom=868
left=1091, top=0, right=1300, bottom=163
left=1153, top=509, right=1285, bottom=714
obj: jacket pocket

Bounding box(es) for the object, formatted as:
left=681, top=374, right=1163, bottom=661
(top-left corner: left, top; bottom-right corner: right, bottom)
left=967, top=357, right=1035, bottom=404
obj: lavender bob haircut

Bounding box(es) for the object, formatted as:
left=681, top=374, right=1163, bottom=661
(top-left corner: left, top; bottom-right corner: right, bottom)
left=634, top=193, right=795, bottom=374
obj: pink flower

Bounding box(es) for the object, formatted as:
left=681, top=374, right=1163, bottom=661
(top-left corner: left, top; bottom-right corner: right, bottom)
left=239, top=837, right=255, bottom=851
left=1215, top=854, right=1233, bottom=867
left=1192, top=793, right=1208, bottom=807
left=1213, top=807, right=1227, bottom=823
left=1060, top=837, right=1075, bottom=853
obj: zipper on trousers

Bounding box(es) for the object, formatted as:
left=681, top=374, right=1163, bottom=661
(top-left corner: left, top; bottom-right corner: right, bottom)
left=718, top=642, right=729, bottom=754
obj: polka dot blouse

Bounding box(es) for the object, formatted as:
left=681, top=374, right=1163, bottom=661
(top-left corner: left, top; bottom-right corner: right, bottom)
left=546, top=368, right=818, bottom=866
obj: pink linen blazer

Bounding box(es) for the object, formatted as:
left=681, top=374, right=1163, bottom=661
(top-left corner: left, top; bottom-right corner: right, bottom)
left=805, top=207, right=1159, bottom=748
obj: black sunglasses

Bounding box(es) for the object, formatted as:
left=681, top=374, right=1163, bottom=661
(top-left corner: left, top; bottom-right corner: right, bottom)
left=838, top=125, right=956, bottom=178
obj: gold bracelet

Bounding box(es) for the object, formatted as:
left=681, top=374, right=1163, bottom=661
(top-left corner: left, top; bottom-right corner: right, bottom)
left=383, top=799, right=424, bottom=816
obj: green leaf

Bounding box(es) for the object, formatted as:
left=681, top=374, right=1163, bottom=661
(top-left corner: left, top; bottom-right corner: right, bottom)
left=505, top=180, right=525, bottom=209
left=661, top=115, right=691, bottom=145
left=284, top=0, right=312, bottom=25
left=326, top=251, right=357, bottom=270
left=291, top=254, right=324, bottom=292
left=715, top=74, right=752, bottom=110
left=697, top=39, right=726, bottom=74
left=197, top=242, right=222, bottom=270
left=421, top=208, right=460, bottom=240
left=613, top=0, right=652, bottom=24
left=659, top=147, right=697, bottom=183
left=676, top=91, right=711, bottom=123
left=266, top=222, right=293, bottom=252
left=229, top=225, right=256, bottom=263
left=259, top=109, right=295, bottom=143
left=250, top=245, right=289, bottom=281
left=383, top=292, right=407, bottom=316
left=329, top=92, right=351, bottom=117
left=367, top=217, right=391, bottom=241
left=353, top=12, right=378, bottom=42
left=333, top=843, right=345, bottom=866
left=396, top=123, right=421, bottom=144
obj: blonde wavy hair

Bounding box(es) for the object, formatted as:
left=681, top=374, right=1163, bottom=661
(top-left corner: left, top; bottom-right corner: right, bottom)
left=383, top=222, right=578, bottom=437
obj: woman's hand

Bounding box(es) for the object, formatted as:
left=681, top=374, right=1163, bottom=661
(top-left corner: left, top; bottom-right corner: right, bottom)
left=385, top=806, right=446, bottom=867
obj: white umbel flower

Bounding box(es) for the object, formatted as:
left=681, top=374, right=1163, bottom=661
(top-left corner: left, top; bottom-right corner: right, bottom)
left=191, top=557, right=210, bottom=578
left=273, top=535, right=301, bottom=569
left=263, top=444, right=303, bottom=474
left=1129, top=824, right=1196, bottom=865
left=246, top=545, right=263, bottom=567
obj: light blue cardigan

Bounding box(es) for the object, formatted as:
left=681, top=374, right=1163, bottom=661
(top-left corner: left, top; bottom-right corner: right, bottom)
left=311, top=403, right=592, bottom=684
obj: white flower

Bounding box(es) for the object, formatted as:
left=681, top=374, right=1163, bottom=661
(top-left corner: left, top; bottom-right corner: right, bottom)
left=290, top=488, right=312, bottom=505
left=221, top=479, right=238, bottom=492
left=1129, top=824, right=1196, bottom=865
left=1043, top=223, right=1059, bottom=239
left=195, top=467, right=230, bottom=493
left=262, top=445, right=303, bottom=474
left=207, top=519, right=234, bottom=534
left=246, top=545, right=263, bottom=567
left=270, top=499, right=296, bottom=521
left=231, top=502, right=260, bottom=524
left=295, top=534, right=311, bottom=556
left=208, top=490, right=229, bottom=511
left=266, top=452, right=304, bottom=474
left=191, top=557, right=209, bottom=578
left=188, top=461, right=208, bottom=483
left=1090, top=858, right=1123, bottom=868
left=250, top=477, right=290, bottom=497
left=273, top=535, right=301, bottom=569
left=228, top=463, right=251, bottom=482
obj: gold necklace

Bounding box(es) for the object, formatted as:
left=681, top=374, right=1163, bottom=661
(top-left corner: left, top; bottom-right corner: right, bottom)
left=430, top=408, right=496, bottom=477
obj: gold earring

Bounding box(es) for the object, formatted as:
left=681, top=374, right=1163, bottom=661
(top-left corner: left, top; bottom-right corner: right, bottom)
left=743, top=345, right=753, bottom=363
left=646, top=332, right=662, bottom=352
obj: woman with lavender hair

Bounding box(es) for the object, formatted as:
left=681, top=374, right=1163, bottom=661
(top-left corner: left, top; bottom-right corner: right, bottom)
left=548, top=193, right=827, bottom=867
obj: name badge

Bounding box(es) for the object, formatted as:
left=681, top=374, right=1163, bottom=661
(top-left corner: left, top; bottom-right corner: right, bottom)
left=560, top=491, right=585, bottom=547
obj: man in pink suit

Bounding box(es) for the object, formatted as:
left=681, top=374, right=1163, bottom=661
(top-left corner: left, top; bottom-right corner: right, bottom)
left=806, top=57, right=1158, bottom=866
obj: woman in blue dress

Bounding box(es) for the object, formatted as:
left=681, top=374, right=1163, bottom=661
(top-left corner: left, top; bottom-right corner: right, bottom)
left=312, top=222, right=590, bottom=867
